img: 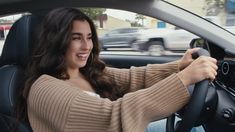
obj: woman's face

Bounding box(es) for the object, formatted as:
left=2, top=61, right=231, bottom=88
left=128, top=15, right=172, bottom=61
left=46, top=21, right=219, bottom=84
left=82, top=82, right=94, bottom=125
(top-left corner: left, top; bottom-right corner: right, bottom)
left=65, top=20, right=93, bottom=70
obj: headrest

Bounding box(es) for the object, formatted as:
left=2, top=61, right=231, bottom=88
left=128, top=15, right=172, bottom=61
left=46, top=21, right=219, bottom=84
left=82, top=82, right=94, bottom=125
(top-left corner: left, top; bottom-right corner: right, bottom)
left=0, top=15, right=42, bottom=67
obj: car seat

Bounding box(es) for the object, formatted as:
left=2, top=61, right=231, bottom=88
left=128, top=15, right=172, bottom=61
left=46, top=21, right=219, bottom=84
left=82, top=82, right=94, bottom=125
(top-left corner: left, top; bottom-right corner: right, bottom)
left=0, top=14, right=42, bottom=132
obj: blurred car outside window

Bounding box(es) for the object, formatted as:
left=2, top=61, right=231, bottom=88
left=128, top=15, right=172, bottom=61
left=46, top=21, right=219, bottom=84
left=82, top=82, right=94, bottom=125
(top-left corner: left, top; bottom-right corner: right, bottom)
left=99, top=27, right=148, bottom=51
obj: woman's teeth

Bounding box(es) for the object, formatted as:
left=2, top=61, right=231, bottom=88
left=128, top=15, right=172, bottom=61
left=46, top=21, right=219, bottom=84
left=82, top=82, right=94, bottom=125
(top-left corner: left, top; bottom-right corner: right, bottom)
left=77, top=53, right=88, bottom=60
left=78, top=54, right=86, bottom=57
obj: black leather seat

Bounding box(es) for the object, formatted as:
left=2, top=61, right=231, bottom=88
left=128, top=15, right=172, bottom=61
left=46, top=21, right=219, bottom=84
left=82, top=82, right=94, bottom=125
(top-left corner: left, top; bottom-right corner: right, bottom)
left=0, top=14, right=42, bottom=132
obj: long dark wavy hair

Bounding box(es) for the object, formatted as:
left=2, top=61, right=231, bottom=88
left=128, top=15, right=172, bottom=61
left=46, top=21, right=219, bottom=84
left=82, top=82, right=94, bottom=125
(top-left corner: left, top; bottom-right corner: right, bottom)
left=18, top=7, right=123, bottom=123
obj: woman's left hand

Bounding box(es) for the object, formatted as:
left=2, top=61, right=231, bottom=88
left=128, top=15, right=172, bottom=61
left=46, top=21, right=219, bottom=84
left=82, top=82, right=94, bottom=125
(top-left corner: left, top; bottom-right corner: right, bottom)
left=179, top=48, right=200, bottom=70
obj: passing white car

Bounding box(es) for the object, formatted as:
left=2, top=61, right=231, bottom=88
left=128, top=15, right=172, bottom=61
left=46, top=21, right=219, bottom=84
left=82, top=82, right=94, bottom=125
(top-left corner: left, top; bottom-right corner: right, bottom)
left=132, top=28, right=198, bottom=55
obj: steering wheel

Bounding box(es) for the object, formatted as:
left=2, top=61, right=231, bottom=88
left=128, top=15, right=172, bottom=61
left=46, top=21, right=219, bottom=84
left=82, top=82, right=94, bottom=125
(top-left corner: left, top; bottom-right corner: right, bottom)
left=166, top=49, right=210, bottom=132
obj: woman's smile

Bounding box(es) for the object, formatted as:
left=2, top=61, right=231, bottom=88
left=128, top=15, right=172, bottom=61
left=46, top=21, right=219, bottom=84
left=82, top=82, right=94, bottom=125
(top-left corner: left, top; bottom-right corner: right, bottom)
left=76, top=52, right=90, bottom=61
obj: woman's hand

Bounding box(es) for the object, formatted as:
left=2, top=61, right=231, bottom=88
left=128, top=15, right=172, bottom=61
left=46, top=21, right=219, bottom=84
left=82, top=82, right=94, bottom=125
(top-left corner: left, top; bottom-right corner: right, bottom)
left=178, top=48, right=200, bottom=70
left=177, top=56, right=218, bottom=87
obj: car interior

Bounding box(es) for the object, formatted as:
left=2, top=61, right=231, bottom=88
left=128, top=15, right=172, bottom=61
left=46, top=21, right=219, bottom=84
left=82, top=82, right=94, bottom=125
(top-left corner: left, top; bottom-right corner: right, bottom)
left=0, top=12, right=180, bottom=132
left=0, top=11, right=179, bottom=132
left=0, top=0, right=235, bottom=132
left=0, top=14, right=42, bottom=132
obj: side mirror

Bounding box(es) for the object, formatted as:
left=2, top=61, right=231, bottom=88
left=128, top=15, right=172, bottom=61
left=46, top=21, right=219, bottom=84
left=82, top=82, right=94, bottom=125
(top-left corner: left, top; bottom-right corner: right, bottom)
left=190, top=38, right=209, bottom=49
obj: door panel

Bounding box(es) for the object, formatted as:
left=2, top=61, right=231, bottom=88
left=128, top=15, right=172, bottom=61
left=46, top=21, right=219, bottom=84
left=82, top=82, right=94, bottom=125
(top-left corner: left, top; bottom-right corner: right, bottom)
left=100, top=54, right=181, bottom=68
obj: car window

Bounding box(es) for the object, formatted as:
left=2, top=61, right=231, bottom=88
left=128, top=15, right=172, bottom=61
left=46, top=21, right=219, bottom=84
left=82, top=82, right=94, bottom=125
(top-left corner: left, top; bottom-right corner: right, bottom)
left=86, top=8, right=195, bottom=57
left=0, top=13, right=27, bottom=56
left=121, top=28, right=137, bottom=33
left=120, top=29, right=131, bottom=34
left=108, top=29, right=121, bottom=34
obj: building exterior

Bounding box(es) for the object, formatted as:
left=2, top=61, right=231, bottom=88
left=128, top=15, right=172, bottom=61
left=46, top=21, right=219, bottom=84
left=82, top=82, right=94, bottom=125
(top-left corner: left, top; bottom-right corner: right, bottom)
left=95, top=14, right=131, bottom=36
left=225, top=0, right=235, bottom=26
left=145, top=0, right=235, bottom=28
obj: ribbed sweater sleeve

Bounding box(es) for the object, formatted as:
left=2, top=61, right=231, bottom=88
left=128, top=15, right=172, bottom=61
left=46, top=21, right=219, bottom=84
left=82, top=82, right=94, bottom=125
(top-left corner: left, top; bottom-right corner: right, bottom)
left=105, top=60, right=180, bottom=93
left=28, top=73, right=189, bottom=132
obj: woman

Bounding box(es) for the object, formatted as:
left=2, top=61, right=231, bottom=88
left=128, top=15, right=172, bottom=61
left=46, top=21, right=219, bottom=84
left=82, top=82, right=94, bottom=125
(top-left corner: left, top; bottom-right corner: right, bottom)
left=21, top=7, right=217, bottom=132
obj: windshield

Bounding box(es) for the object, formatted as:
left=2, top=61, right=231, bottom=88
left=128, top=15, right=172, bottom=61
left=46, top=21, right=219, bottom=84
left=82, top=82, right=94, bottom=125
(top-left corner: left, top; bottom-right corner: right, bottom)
left=165, top=0, right=235, bottom=34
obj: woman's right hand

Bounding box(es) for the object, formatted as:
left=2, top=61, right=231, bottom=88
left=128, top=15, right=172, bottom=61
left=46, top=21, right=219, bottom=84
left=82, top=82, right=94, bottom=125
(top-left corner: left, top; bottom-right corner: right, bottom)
left=177, top=56, right=218, bottom=87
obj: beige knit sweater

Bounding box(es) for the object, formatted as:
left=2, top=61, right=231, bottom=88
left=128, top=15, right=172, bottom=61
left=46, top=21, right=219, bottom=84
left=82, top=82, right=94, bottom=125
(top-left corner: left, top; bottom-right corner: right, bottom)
left=27, top=61, right=190, bottom=132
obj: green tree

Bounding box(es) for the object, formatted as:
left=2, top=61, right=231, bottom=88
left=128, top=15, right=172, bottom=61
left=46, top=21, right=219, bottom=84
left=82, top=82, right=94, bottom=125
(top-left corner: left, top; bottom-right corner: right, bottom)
left=135, top=14, right=145, bottom=26
left=131, top=21, right=143, bottom=27
left=204, top=0, right=225, bottom=15
left=125, top=19, right=142, bottom=27
left=79, top=8, right=106, bottom=20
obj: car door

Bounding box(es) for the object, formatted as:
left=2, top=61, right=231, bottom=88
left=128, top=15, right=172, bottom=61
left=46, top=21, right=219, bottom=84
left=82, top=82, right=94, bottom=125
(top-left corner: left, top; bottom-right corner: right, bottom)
left=100, top=29, right=123, bottom=47
left=164, top=29, right=198, bottom=51
left=119, top=28, right=139, bottom=46
left=111, top=28, right=134, bottom=47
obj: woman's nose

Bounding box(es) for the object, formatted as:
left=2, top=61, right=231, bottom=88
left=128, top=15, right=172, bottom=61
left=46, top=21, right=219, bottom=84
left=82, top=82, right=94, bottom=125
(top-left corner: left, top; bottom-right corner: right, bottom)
left=81, top=39, right=90, bottom=50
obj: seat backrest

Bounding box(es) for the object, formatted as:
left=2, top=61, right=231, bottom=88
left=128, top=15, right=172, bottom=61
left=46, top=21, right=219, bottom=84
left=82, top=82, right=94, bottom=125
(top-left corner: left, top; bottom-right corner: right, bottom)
left=0, top=14, right=42, bottom=132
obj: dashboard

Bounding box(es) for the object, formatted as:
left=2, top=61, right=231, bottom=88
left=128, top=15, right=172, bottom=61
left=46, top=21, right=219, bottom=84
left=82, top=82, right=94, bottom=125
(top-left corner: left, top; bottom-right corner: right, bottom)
left=206, top=40, right=235, bottom=96
left=206, top=40, right=235, bottom=97
left=201, top=39, right=235, bottom=131
left=216, top=60, right=235, bottom=97
left=190, top=39, right=235, bottom=132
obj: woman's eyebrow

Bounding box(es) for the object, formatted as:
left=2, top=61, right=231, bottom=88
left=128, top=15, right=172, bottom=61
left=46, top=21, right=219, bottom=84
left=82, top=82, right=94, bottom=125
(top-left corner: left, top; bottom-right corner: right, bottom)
left=71, top=32, right=92, bottom=36
left=71, top=32, right=82, bottom=36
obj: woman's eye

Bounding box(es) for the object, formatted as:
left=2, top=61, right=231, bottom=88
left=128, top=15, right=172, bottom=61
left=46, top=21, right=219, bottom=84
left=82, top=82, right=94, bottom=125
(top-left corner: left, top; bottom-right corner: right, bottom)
left=87, top=37, right=92, bottom=40
left=72, top=37, right=81, bottom=40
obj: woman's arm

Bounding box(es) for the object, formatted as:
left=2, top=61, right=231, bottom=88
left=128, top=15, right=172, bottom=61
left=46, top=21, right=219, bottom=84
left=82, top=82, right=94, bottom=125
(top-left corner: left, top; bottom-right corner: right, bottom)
left=27, top=74, right=189, bottom=132
left=104, top=48, right=205, bottom=93
left=105, top=60, right=180, bottom=93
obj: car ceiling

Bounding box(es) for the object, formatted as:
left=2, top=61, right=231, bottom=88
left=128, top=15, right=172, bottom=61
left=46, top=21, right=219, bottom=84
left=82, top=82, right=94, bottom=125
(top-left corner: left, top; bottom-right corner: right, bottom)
left=0, top=0, right=155, bottom=16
